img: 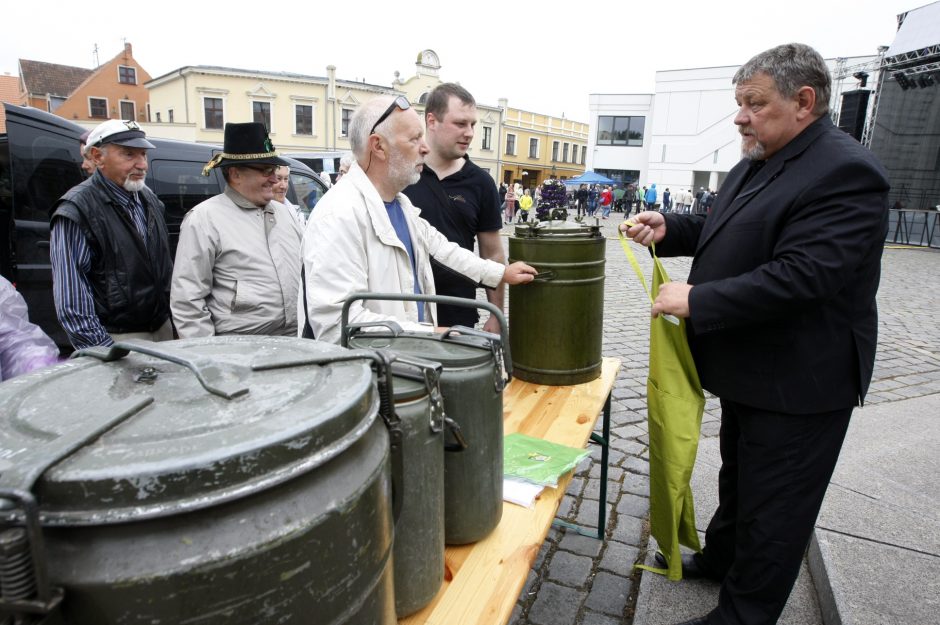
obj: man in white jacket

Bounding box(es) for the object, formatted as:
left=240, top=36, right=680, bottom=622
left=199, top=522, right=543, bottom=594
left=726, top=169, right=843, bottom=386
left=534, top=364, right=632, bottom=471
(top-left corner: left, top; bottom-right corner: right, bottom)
left=301, top=95, right=536, bottom=343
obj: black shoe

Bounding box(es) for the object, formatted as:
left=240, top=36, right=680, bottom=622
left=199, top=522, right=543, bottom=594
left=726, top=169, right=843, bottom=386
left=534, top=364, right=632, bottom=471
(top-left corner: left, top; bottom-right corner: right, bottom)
left=673, top=617, right=709, bottom=625
left=654, top=552, right=721, bottom=581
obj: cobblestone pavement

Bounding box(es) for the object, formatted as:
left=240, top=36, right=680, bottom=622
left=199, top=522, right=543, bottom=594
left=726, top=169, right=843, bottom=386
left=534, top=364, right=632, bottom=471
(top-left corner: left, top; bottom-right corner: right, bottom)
left=501, top=217, right=940, bottom=625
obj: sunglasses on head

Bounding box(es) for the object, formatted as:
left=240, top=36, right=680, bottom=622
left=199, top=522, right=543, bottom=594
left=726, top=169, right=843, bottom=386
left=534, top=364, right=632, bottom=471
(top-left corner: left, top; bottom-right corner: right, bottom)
left=370, top=96, right=411, bottom=135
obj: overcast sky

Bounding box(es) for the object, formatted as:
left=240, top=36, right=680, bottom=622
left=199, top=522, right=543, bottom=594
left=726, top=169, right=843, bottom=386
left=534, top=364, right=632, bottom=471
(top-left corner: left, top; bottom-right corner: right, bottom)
left=2, top=0, right=925, bottom=122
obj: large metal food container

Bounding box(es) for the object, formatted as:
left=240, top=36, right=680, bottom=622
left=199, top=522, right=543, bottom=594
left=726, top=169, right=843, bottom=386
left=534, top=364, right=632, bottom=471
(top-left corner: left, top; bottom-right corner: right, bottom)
left=343, top=294, right=509, bottom=546
left=0, top=337, right=396, bottom=625
left=509, top=221, right=606, bottom=385
left=387, top=356, right=445, bottom=617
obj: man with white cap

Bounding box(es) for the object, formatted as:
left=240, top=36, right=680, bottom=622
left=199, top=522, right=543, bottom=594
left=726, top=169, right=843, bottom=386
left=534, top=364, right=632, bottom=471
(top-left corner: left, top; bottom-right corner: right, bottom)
left=171, top=122, right=303, bottom=338
left=50, top=119, right=173, bottom=349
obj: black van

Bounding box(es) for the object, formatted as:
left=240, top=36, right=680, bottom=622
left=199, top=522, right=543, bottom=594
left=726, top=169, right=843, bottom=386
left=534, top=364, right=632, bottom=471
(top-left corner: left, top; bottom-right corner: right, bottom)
left=0, top=103, right=327, bottom=348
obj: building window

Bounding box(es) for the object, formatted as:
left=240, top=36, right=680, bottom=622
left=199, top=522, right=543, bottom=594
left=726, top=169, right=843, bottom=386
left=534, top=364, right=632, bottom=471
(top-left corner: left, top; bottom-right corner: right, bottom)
left=204, top=97, right=224, bottom=129
left=552, top=141, right=559, bottom=162
left=506, top=133, right=516, bottom=155
left=562, top=142, right=569, bottom=162
left=341, top=108, right=353, bottom=136
left=482, top=126, right=492, bottom=150
left=168, top=109, right=174, bottom=123
left=581, top=146, right=587, bottom=164
left=155, top=112, right=162, bottom=123
left=528, top=138, right=539, bottom=159
left=119, top=100, right=135, bottom=121
left=89, top=97, right=108, bottom=119
left=295, top=104, right=313, bottom=135
left=571, top=144, right=578, bottom=164
left=596, top=116, right=645, bottom=146
left=252, top=101, right=271, bottom=130
left=118, top=66, right=137, bottom=85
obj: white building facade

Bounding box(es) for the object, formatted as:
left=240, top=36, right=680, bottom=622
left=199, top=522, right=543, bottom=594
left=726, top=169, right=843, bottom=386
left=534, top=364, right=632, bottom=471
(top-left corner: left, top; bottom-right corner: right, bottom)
left=588, top=55, right=881, bottom=195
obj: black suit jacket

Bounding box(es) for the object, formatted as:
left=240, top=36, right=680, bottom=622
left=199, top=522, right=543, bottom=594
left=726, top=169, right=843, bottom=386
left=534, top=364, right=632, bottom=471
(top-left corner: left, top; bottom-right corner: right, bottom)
left=657, top=116, right=889, bottom=414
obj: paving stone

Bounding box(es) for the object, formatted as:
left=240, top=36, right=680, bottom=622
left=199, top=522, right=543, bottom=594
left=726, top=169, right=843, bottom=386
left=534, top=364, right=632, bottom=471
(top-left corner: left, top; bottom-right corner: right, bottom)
left=589, top=463, right=624, bottom=483
left=575, top=498, right=601, bottom=527
left=558, top=531, right=604, bottom=558
left=584, top=571, right=632, bottom=616
left=622, top=471, right=650, bottom=497
left=611, top=513, right=645, bottom=546
left=527, top=581, right=582, bottom=625
left=581, top=611, right=622, bottom=625
left=616, top=492, right=650, bottom=518
left=583, top=477, right=618, bottom=503
left=534, top=539, right=552, bottom=569
left=555, top=494, right=576, bottom=520
left=508, top=603, right=523, bottom=625
left=599, top=540, right=641, bottom=576
left=546, top=550, right=593, bottom=588
left=522, top=568, right=539, bottom=596
left=622, top=455, right=650, bottom=475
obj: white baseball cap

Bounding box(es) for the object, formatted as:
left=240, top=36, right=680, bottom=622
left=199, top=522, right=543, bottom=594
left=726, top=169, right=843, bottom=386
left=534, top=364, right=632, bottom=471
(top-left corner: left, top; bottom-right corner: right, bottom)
left=86, top=119, right=155, bottom=150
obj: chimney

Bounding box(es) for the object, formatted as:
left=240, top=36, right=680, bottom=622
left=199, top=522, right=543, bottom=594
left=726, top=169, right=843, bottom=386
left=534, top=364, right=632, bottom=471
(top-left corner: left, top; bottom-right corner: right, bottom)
left=124, top=42, right=132, bottom=57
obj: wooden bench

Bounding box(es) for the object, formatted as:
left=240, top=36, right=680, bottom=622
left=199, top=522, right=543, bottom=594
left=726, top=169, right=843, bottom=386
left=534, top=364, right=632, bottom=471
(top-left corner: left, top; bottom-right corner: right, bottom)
left=400, top=357, right=622, bottom=625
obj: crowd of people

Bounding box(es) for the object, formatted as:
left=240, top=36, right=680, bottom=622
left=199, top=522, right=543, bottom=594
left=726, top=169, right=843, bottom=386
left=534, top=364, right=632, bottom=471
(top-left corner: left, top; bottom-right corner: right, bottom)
left=0, top=42, right=892, bottom=625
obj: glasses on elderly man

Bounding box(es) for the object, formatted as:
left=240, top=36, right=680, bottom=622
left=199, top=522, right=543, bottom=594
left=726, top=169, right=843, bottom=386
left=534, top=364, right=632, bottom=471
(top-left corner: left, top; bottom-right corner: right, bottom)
left=241, top=164, right=278, bottom=177
left=370, top=96, right=411, bottom=135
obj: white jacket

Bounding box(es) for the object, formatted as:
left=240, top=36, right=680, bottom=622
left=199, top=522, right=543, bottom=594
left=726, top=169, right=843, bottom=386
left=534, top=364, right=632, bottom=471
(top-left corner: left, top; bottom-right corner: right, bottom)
left=301, top=162, right=505, bottom=344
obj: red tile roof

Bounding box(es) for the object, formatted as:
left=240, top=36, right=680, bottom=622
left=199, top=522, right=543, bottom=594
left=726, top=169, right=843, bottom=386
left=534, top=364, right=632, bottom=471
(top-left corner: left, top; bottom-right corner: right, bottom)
left=18, top=59, right=93, bottom=98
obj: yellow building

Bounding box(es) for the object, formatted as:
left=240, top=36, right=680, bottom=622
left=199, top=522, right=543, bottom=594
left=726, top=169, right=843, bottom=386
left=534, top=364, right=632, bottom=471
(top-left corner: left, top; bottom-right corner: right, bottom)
left=498, top=103, right=589, bottom=189
left=146, top=65, right=390, bottom=152
left=144, top=50, right=584, bottom=185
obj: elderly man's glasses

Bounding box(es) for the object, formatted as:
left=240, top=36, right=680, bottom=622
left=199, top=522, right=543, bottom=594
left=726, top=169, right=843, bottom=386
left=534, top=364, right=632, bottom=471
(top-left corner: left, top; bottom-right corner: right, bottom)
left=242, top=164, right=278, bottom=177
left=370, top=96, right=411, bottom=135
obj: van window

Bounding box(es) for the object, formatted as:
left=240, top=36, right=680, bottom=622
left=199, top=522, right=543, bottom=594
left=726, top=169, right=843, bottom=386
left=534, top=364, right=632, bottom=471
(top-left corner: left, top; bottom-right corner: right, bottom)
left=290, top=172, right=325, bottom=218
left=8, top=130, right=83, bottom=224
left=150, top=160, right=223, bottom=253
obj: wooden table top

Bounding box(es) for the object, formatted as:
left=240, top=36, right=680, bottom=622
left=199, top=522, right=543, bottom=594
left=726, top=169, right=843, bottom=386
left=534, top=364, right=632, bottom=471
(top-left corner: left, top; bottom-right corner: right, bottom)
left=399, top=357, right=622, bottom=625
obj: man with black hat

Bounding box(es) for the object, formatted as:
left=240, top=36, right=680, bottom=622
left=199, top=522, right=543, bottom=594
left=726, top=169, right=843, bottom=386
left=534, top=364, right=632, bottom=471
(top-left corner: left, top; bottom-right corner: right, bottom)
left=170, top=122, right=303, bottom=338
left=50, top=119, right=173, bottom=349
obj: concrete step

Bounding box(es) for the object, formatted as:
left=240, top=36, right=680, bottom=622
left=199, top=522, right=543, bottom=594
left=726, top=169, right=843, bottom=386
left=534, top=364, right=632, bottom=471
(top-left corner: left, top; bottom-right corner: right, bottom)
left=632, top=435, right=823, bottom=625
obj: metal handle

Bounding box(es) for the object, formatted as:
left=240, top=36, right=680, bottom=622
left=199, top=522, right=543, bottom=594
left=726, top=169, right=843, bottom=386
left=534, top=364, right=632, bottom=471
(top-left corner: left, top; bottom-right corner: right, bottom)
left=74, top=340, right=249, bottom=400
left=343, top=320, right=404, bottom=343
left=340, top=292, right=512, bottom=381
left=530, top=270, right=557, bottom=282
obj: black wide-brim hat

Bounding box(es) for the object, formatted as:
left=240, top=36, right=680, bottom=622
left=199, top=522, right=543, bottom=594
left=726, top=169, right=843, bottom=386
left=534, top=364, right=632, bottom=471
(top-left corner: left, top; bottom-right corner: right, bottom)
left=202, top=122, right=287, bottom=176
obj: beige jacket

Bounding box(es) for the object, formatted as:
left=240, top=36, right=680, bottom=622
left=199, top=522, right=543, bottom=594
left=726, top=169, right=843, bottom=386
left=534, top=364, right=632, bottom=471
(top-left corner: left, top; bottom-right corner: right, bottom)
left=301, top=162, right=505, bottom=344
left=171, top=187, right=303, bottom=337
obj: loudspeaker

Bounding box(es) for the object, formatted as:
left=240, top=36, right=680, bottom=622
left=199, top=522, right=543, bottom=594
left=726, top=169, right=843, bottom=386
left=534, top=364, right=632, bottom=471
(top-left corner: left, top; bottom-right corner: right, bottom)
left=838, top=90, right=871, bottom=141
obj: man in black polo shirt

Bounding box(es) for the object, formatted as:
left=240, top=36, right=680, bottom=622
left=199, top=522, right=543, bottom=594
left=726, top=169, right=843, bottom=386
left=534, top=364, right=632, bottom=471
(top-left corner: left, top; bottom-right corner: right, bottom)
left=403, top=83, right=505, bottom=332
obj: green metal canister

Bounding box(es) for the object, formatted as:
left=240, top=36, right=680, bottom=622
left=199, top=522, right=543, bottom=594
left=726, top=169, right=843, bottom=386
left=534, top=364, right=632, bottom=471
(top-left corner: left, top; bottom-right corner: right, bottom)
left=509, top=221, right=606, bottom=385
left=0, top=337, right=397, bottom=625
left=387, top=355, right=446, bottom=617
left=342, top=294, right=509, bottom=546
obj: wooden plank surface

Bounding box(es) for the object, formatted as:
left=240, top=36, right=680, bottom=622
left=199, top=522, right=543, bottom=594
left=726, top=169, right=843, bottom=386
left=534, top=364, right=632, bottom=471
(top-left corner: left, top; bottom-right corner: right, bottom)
left=399, top=357, right=621, bottom=625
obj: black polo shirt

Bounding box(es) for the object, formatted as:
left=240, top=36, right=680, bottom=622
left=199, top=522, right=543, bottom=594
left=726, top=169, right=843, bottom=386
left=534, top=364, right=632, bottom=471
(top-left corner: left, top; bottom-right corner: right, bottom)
left=403, top=156, right=502, bottom=327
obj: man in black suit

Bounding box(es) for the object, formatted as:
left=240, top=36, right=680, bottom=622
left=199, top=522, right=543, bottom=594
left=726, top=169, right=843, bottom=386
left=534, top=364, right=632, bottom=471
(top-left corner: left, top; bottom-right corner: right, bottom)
left=622, top=43, right=889, bottom=625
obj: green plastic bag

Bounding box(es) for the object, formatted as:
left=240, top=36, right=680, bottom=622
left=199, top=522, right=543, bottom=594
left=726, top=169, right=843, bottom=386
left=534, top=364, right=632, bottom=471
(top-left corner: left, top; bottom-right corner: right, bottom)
left=503, top=433, right=590, bottom=487
left=620, top=232, right=705, bottom=581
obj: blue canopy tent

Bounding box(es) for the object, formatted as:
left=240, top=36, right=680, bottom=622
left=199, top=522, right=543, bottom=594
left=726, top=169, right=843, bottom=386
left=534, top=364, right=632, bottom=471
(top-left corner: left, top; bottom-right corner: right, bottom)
left=563, top=171, right=615, bottom=186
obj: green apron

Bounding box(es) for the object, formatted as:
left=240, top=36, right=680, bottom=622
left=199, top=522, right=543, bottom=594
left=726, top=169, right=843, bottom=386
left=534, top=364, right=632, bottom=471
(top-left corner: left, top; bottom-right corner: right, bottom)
left=619, top=232, right=705, bottom=580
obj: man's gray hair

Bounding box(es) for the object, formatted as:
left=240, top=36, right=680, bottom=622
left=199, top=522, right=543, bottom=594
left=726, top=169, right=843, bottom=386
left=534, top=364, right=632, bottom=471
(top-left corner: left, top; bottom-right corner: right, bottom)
left=349, top=95, right=399, bottom=159
left=733, top=43, right=831, bottom=117
left=339, top=152, right=355, bottom=169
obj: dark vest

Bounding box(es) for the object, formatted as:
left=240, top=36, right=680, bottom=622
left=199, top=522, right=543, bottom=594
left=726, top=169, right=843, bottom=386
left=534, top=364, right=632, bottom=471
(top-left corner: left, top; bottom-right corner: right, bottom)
left=52, top=175, right=173, bottom=334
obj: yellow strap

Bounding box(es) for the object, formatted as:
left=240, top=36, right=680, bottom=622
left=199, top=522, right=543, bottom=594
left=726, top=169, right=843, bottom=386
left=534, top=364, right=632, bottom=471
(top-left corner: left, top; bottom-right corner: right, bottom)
left=618, top=223, right=654, bottom=304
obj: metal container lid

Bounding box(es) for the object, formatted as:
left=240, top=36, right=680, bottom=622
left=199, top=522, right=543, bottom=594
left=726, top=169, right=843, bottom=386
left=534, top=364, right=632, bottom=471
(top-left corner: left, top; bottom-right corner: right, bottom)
left=349, top=330, right=493, bottom=368
left=513, top=220, right=603, bottom=239
left=0, top=337, right=378, bottom=526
